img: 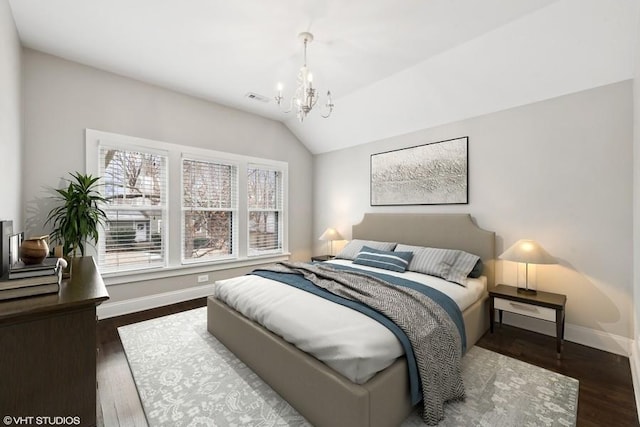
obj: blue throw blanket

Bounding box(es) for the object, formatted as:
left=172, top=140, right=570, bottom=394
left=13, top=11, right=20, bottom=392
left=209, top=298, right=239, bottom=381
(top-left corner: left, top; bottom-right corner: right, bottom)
left=252, top=263, right=466, bottom=410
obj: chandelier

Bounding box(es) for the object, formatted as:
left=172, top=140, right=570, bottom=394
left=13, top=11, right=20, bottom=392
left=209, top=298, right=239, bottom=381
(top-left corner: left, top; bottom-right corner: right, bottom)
left=275, top=32, right=334, bottom=122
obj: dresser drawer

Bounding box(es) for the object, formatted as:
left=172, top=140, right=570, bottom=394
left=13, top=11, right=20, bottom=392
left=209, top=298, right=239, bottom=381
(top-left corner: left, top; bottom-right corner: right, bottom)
left=494, top=297, right=556, bottom=322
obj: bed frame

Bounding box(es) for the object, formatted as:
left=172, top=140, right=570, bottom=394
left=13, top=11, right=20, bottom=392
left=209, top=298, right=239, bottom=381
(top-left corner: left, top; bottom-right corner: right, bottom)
left=207, top=213, right=495, bottom=427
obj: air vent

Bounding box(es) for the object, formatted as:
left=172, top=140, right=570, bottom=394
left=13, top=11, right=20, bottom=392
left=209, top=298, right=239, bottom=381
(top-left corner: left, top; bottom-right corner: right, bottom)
left=245, top=92, right=270, bottom=103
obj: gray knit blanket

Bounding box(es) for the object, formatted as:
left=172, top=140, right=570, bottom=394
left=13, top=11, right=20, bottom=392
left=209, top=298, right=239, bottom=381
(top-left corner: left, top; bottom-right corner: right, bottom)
left=260, top=262, right=464, bottom=425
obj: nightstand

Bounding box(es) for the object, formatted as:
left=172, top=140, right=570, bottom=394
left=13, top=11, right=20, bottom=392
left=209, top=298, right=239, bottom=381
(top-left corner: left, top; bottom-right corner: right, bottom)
left=311, top=255, right=335, bottom=262
left=489, top=284, right=567, bottom=354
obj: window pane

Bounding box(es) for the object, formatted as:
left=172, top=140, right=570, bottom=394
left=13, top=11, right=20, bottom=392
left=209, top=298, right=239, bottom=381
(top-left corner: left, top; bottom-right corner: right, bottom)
left=183, top=211, right=233, bottom=261
left=103, top=209, right=164, bottom=269
left=247, top=168, right=282, bottom=210
left=249, top=211, right=281, bottom=254
left=248, top=165, right=283, bottom=256
left=99, top=146, right=167, bottom=272
left=103, top=149, right=165, bottom=206
left=183, top=160, right=235, bottom=209
left=182, top=158, right=238, bottom=262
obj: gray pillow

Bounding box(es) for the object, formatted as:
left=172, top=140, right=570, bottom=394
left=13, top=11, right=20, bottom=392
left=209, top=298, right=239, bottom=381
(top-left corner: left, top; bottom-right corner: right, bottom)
left=395, top=244, right=458, bottom=279
left=395, top=244, right=481, bottom=287
left=447, top=251, right=481, bottom=286
left=336, top=239, right=397, bottom=260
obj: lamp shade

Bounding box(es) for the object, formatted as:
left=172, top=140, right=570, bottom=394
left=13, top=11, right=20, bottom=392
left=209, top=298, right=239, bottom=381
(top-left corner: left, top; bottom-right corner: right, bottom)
left=499, top=239, right=556, bottom=265
left=318, top=228, right=343, bottom=241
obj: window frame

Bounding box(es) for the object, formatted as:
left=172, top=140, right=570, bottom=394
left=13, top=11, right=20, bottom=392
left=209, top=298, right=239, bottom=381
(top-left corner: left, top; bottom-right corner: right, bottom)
left=85, top=129, right=289, bottom=282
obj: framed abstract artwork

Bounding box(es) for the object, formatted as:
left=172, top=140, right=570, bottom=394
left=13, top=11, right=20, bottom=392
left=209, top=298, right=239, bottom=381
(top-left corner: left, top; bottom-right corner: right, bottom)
left=370, top=136, right=468, bottom=206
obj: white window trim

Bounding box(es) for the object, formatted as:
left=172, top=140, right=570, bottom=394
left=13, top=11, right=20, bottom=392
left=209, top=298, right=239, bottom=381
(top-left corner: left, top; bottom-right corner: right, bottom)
left=85, top=129, right=289, bottom=282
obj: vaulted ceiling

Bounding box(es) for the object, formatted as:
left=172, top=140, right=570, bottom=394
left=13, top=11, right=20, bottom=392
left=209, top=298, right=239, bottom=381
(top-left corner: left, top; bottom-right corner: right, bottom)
left=7, top=0, right=639, bottom=154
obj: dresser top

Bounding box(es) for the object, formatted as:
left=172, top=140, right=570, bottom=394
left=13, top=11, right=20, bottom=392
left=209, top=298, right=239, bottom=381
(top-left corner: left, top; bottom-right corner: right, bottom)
left=0, top=256, right=109, bottom=324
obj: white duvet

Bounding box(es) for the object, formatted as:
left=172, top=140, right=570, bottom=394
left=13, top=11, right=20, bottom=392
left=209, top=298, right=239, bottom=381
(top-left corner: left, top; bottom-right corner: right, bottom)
left=214, top=259, right=486, bottom=384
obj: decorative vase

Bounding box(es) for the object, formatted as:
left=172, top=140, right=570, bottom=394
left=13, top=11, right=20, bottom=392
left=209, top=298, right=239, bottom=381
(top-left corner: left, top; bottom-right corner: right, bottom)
left=20, top=236, right=50, bottom=265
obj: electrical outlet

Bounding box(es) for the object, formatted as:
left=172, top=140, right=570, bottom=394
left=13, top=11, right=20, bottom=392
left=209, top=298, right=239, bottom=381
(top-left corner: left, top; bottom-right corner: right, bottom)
left=197, top=274, right=209, bottom=283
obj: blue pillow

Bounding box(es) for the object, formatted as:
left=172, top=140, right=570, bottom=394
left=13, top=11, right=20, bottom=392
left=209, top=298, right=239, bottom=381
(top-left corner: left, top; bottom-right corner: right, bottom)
left=468, top=259, right=484, bottom=278
left=353, top=246, right=413, bottom=273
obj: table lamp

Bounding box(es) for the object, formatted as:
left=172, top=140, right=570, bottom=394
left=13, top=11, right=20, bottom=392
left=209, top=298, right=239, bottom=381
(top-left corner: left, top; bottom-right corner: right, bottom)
left=318, top=228, right=343, bottom=257
left=499, top=239, right=557, bottom=295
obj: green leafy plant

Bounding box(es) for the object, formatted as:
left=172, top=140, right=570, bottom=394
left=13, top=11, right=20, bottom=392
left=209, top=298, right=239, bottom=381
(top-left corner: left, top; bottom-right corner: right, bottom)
left=46, top=172, right=108, bottom=257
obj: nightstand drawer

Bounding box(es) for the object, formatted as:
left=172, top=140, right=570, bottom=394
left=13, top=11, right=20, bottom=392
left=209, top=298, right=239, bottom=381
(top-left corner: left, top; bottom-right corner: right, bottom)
left=494, top=297, right=556, bottom=322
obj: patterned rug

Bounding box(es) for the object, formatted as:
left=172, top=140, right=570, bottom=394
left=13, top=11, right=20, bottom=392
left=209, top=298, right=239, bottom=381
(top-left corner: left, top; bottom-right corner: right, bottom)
left=119, top=307, right=578, bottom=426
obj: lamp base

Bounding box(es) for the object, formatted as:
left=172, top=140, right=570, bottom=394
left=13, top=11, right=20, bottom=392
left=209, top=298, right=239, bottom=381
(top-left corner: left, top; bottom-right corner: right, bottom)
left=517, top=287, right=537, bottom=295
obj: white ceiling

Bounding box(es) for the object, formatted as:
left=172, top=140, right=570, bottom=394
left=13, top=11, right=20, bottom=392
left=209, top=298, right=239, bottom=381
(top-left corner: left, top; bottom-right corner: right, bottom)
left=7, top=0, right=640, bottom=154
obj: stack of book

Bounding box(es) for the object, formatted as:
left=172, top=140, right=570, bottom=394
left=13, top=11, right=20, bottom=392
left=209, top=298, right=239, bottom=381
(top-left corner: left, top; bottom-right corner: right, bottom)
left=0, top=258, right=62, bottom=301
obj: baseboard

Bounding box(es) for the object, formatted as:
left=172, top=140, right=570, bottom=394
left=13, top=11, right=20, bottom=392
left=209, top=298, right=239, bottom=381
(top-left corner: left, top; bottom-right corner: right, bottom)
left=501, top=312, right=632, bottom=356
left=97, top=284, right=214, bottom=319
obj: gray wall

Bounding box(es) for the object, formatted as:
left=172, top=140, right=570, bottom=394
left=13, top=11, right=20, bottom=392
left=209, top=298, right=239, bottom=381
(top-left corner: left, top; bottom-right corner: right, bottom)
left=22, top=48, right=313, bottom=303
left=314, top=81, right=633, bottom=342
left=0, top=0, right=22, bottom=230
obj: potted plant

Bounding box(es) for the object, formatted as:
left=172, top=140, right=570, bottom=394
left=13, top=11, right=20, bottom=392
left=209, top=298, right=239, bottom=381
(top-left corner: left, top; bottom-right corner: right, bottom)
left=46, top=172, right=108, bottom=262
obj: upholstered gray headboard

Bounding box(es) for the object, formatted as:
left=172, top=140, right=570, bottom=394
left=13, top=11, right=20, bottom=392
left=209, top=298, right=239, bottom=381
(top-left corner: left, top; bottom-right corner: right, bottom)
left=352, top=213, right=496, bottom=286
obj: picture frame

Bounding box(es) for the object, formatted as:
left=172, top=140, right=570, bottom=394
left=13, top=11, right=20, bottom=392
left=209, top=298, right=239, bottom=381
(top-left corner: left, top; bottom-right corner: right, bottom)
left=370, top=136, right=468, bottom=206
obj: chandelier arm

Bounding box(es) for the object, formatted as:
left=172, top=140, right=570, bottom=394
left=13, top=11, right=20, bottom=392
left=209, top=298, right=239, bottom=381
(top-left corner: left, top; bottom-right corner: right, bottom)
left=274, top=92, right=296, bottom=114
left=321, top=90, right=334, bottom=118
left=280, top=96, right=295, bottom=114
left=321, top=104, right=334, bottom=119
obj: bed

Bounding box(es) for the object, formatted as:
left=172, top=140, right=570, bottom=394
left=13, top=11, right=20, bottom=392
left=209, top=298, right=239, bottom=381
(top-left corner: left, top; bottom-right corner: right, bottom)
left=207, top=213, right=495, bottom=427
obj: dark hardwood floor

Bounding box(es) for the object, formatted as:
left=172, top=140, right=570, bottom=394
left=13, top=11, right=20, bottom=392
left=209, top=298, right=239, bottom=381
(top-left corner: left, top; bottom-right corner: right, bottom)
left=97, top=299, right=638, bottom=426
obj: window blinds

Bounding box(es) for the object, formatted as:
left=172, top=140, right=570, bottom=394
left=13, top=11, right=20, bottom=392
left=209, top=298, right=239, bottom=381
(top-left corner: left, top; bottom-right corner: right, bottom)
left=182, top=158, right=238, bottom=262
left=98, top=144, right=168, bottom=272
left=247, top=165, right=283, bottom=255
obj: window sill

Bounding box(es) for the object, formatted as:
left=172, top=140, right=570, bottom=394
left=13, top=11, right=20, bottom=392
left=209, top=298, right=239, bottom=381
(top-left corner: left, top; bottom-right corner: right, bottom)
left=102, top=253, right=291, bottom=286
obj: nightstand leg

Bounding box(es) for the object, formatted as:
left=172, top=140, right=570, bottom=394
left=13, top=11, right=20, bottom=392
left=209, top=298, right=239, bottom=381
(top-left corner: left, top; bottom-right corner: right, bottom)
left=556, top=309, right=563, bottom=355
left=489, top=297, right=495, bottom=333
left=499, top=310, right=503, bottom=326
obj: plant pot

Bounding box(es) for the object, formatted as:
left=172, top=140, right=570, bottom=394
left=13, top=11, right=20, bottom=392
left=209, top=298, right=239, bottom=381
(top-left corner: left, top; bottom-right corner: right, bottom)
left=20, top=236, right=50, bottom=265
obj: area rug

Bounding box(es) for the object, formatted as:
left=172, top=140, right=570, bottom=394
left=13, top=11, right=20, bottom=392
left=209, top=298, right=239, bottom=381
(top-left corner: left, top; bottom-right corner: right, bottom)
left=119, top=307, right=578, bottom=427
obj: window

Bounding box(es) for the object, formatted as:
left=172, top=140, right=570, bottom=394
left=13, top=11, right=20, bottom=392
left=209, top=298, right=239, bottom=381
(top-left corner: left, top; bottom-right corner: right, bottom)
left=86, top=129, right=288, bottom=277
left=98, top=145, right=168, bottom=272
left=182, top=158, right=238, bottom=263
left=247, top=165, right=283, bottom=256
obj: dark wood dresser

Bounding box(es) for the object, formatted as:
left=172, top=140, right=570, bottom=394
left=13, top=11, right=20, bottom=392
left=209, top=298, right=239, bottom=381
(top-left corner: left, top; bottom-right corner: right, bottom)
left=0, top=257, right=109, bottom=427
